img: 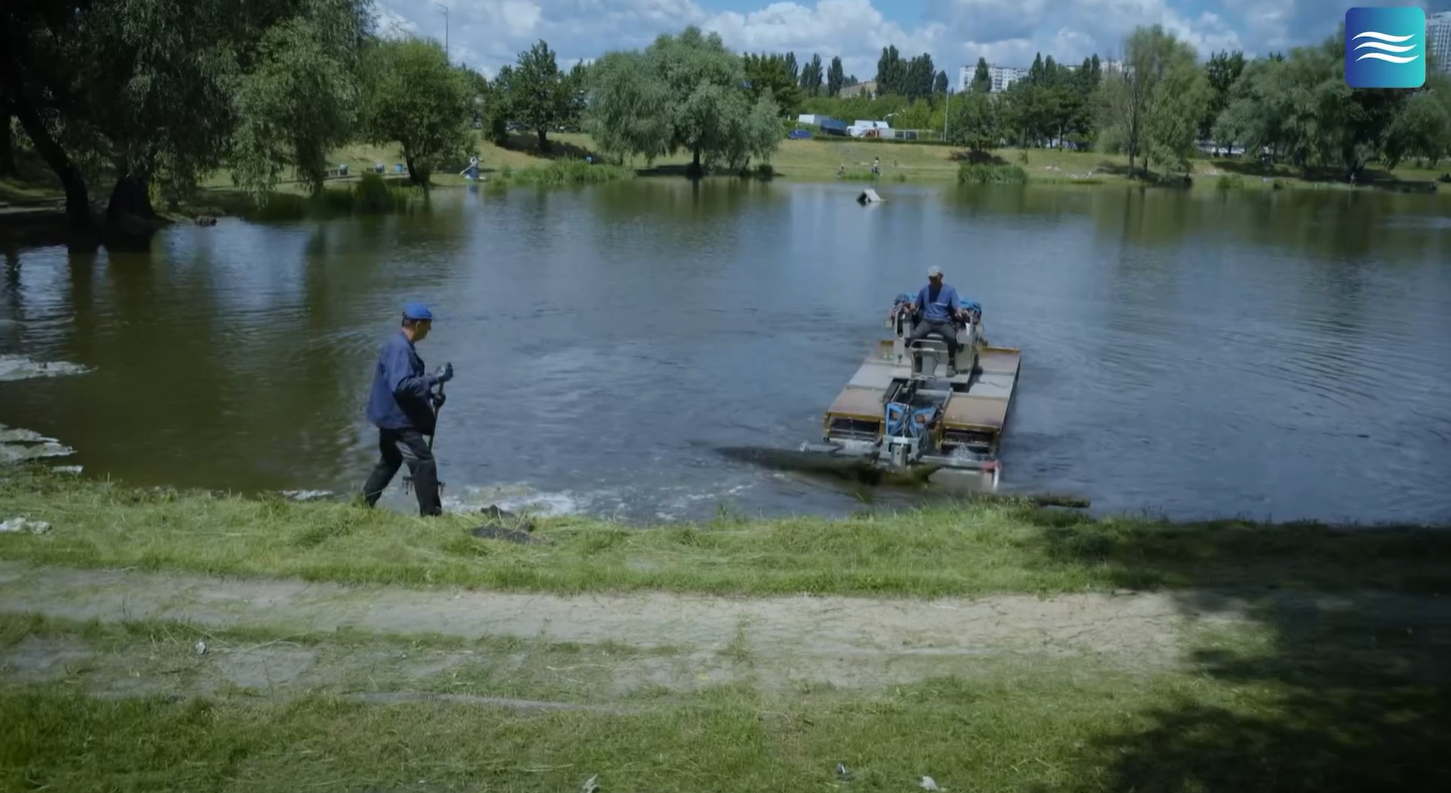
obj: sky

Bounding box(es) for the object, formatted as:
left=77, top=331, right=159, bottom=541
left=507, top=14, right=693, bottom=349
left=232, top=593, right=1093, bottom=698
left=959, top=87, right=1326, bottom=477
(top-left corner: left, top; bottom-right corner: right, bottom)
left=374, top=0, right=1451, bottom=83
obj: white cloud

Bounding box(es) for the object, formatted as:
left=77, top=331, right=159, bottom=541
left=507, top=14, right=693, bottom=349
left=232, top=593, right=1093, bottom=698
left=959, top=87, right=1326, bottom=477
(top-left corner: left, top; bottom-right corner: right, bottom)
left=376, top=0, right=1450, bottom=84
left=700, top=0, right=945, bottom=79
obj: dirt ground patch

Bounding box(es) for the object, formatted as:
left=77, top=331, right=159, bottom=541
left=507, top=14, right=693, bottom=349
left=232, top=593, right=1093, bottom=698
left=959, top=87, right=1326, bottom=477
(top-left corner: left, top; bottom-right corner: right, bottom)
left=9, top=561, right=1448, bottom=704
left=0, top=561, right=1217, bottom=676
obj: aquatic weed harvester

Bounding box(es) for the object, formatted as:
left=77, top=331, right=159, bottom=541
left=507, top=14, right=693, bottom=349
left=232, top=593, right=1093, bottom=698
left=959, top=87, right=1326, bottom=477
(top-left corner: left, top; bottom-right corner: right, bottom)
left=801, top=294, right=1022, bottom=487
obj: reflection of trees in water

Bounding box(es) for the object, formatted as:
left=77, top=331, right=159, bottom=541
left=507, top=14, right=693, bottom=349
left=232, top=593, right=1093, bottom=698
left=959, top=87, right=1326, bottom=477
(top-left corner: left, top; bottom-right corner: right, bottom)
left=2, top=243, right=20, bottom=345
left=41, top=213, right=479, bottom=492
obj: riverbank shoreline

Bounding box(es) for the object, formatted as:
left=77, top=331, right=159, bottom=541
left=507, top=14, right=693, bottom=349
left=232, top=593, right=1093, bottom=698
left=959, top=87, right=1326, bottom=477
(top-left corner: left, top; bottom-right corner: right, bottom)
left=6, top=134, right=1446, bottom=235
left=2, top=470, right=1448, bottom=597
left=2, top=470, right=1449, bottom=791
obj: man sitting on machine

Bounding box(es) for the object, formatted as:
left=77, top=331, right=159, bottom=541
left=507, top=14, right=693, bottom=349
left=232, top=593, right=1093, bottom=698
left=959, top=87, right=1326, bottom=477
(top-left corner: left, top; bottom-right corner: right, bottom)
left=903, top=266, right=969, bottom=376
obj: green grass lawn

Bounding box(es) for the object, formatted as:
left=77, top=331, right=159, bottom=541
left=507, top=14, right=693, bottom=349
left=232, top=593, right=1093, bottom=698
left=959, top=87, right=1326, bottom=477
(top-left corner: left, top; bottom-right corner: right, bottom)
left=2, top=470, right=1448, bottom=597
left=2, top=472, right=1449, bottom=792
left=2, top=472, right=1451, bottom=793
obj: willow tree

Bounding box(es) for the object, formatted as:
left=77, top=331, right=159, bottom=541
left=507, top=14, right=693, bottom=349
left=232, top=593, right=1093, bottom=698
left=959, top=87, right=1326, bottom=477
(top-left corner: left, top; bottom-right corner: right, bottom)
left=585, top=27, right=780, bottom=175
left=229, top=0, right=367, bottom=196
left=1, top=0, right=372, bottom=227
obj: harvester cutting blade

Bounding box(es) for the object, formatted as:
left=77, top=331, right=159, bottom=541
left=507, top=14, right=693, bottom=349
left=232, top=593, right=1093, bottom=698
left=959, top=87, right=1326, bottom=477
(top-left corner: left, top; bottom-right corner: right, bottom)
left=714, top=445, right=940, bottom=487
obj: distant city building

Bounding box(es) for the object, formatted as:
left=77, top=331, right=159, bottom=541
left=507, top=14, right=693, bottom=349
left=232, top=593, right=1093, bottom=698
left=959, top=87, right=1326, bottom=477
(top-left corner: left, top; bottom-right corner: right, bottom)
left=1430, top=11, right=1451, bottom=74
left=988, top=65, right=1028, bottom=92
left=837, top=80, right=877, bottom=99
left=957, top=57, right=1125, bottom=94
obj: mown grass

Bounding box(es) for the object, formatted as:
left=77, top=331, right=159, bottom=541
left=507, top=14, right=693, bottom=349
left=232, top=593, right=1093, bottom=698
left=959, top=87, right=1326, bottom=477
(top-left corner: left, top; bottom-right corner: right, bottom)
left=1, top=470, right=1448, bottom=597
left=2, top=608, right=1447, bottom=793
left=0, top=674, right=1182, bottom=793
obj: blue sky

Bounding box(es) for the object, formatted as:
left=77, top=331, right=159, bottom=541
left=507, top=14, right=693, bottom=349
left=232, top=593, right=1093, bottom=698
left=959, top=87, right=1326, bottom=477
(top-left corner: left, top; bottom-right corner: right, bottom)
left=375, top=0, right=1450, bottom=82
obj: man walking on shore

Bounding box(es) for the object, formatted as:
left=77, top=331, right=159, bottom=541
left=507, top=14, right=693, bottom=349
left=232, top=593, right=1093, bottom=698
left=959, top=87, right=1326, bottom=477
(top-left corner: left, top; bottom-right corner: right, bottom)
left=360, top=303, right=453, bottom=516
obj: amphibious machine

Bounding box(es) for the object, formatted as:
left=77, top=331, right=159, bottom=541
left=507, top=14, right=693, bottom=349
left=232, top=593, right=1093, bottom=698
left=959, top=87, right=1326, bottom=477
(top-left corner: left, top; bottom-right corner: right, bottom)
left=803, top=295, right=1022, bottom=484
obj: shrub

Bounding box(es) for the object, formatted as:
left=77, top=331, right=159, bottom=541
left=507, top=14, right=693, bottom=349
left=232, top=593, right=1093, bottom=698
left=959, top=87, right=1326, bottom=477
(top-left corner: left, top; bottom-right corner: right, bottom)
left=958, top=163, right=1028, bottom=184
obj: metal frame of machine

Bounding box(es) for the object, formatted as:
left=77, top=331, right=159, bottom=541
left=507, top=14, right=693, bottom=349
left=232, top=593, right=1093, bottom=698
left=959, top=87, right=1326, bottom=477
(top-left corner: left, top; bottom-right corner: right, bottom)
left=804, top=300, right=1022, bottom=483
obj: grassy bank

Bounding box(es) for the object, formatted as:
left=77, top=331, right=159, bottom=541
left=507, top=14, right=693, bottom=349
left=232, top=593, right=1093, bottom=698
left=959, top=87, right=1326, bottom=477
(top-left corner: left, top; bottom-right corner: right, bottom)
left=3, top=472, right=1449, bottom=791
left=1, top=471, right=1448, bottom=597
left=0, top=638, right=1345, bottom=793
left=4, top=566, right=1449, bottom=792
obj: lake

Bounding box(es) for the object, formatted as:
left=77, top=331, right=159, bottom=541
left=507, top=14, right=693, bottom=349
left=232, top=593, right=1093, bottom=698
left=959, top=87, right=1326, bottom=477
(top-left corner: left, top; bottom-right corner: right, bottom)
left=2, top=180, right=1449, bottom=524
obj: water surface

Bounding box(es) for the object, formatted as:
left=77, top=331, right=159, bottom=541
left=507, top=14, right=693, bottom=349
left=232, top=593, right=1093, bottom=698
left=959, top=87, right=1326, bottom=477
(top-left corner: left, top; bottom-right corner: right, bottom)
left=2, top=181, right=1449, bottom=524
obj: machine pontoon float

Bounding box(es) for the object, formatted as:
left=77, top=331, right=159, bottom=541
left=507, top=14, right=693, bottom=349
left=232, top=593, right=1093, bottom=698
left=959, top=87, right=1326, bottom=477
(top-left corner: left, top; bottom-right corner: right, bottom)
left=801, top=296, right=1022, bottom=487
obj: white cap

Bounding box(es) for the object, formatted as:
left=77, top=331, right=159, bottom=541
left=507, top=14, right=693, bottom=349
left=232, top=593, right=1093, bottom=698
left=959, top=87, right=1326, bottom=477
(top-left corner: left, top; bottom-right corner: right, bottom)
left=927, top=266, right=942, bottom=277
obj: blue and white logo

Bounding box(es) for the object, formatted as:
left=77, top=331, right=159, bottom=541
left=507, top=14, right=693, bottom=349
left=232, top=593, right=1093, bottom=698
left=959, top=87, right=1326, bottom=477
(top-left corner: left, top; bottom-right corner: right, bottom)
left=1345, top=7, right=1426, bottom=89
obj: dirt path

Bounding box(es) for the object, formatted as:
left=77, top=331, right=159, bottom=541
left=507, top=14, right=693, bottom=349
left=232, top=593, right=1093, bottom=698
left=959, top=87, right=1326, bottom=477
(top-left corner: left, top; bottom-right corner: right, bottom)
left=0, top=560, right=1254, bottom=701
left=0, top=561, right=1215, bottom=658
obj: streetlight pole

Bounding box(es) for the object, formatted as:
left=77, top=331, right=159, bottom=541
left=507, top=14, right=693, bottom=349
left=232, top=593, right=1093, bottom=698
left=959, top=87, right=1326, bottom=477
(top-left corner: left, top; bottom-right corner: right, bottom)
left=435, top=3, right=449, bottom=61
left=943, top=86, right=949, bottom=143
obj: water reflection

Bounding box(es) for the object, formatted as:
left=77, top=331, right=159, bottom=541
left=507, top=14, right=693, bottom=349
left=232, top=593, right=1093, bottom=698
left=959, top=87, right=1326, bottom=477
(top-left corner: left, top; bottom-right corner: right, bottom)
left=0, top=182, right=1447, bottom=524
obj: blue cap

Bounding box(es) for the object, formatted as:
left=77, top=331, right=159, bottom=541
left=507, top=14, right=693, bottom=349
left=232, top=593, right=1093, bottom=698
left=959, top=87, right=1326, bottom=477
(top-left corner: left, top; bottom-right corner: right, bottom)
left=402, top=302, right=433, bottom=321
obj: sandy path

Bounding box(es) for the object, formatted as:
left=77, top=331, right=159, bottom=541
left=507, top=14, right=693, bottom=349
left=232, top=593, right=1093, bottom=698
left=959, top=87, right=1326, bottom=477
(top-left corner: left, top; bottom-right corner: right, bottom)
left=0, top=560, right=1227, bottom=689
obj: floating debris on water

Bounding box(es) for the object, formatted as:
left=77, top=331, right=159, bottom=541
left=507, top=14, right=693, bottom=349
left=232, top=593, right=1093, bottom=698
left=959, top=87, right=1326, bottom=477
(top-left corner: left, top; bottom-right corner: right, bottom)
left=0, top=424, right=75, bottom=463
left=0, top=517, right=50, bottom=534
left=0, top=355, right=92, bottom=382
left=281, top=489, right=334, bottom=502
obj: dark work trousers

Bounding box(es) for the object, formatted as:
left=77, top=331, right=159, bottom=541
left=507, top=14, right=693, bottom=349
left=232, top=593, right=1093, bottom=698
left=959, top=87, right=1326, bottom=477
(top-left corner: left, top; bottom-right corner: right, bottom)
left=908, top=319, right=959, bottom=366
left=361, top=428, right=442, bottom=516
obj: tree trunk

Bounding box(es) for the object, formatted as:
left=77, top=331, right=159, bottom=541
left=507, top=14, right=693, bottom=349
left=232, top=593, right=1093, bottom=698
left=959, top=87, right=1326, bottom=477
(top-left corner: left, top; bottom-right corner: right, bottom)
left=0, top=103, right=16, bottom=178
left=105, top=173, right=157, bottom=223
left=536, top=128, right=549, bottom=153
left=4, top=89, right=90, bottom=228
left=686, top=148, right=703, bottom=179
left=404, top=154, right=422, bottom=187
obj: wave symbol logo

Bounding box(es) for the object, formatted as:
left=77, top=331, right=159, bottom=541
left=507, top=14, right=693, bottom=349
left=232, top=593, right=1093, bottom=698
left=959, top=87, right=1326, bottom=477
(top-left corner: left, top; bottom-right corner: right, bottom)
left=1345, top=7, right=1426, bottom=89
left=1352, top=30, right=1419, bottom=64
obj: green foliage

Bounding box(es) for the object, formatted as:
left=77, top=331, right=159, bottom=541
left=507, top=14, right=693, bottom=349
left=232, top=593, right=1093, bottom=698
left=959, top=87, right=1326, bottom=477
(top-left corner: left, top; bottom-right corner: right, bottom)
left=1216, top=174, right=1246, bottom=190
left=874, top=46, right=936, bottom=99
left=972, top=58, right=992, bottom=94
left=958, top=163, right=1028, bottom=184
left=585, top=27, right=781, bottom=173
left=1212, top=29, right=1427, bottom=180
left=1384, top=76, right=1451, bottom=168
left=947, top=92, right=1001, bottom=152
left=230, top=0, right=364, bottom=196
left=465, top=69, right=510, bottom=146
left=246, top=176, right=421, bottom=221
left=826, top=56, right=845, bottom=98
left=493, top=40, right=579, bottom=152
left=1202, top=50, right=1247, bottom=140
left=1098, top=25, right=1209, bottom=176
left=351, top=172, right=413, bottom=212
left=992, top=52, right=1095, bottom=149
left=742, top=53, right=804, bottom=116
left=798, top=53, right=825, bottom=97
left=489, top=160, right=634, bottom=187
left=359, top=37, right=474, bottom=186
